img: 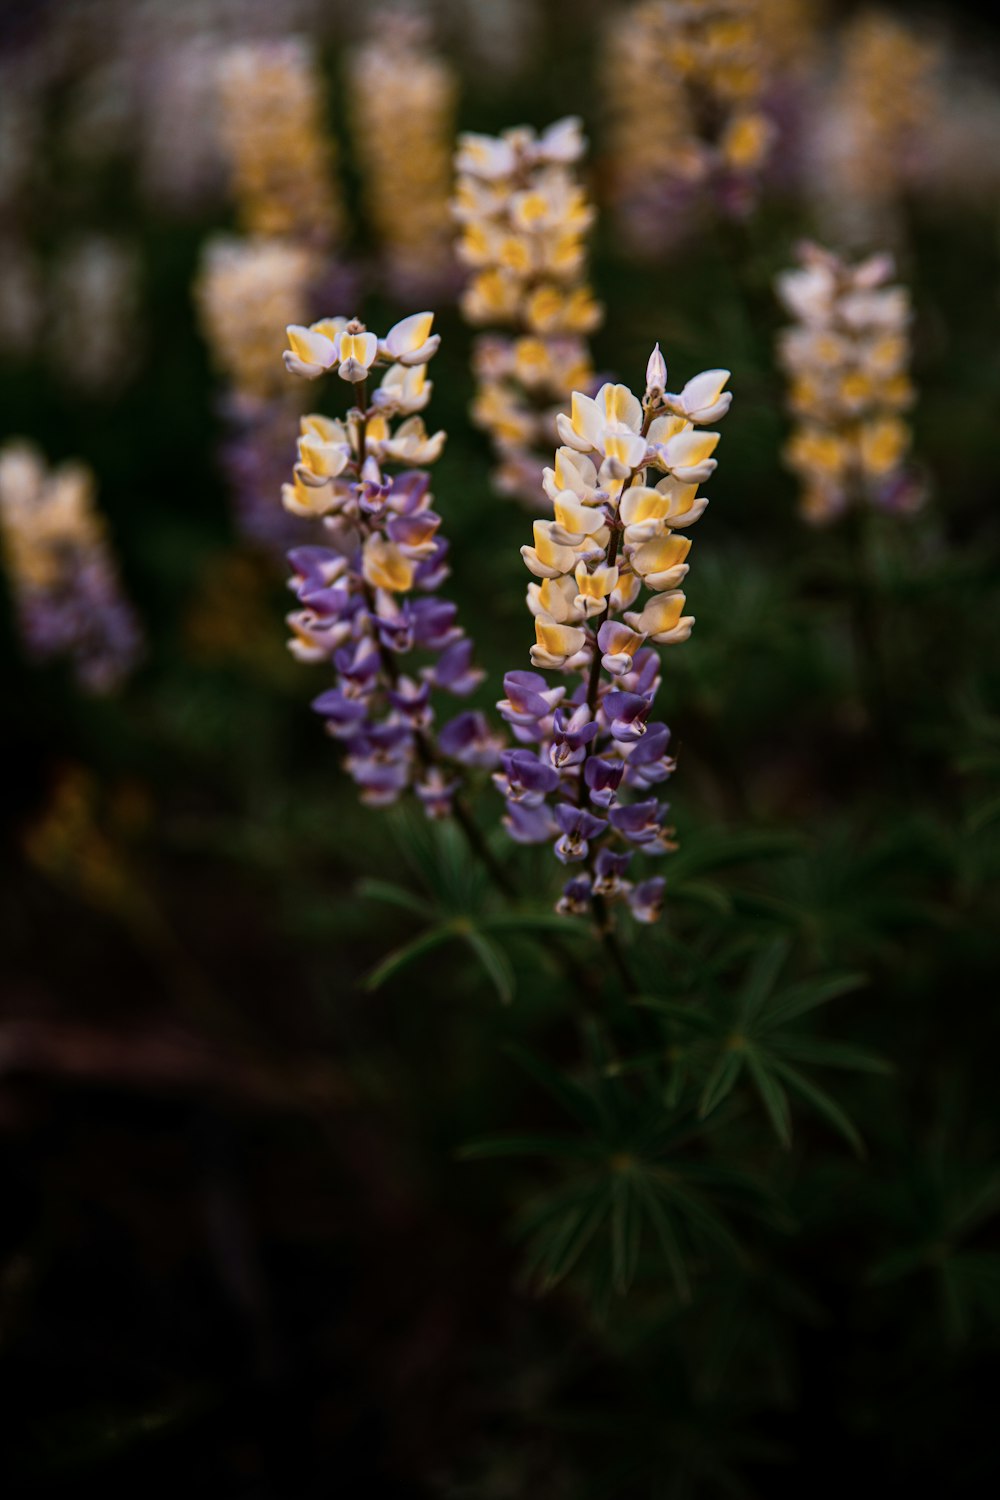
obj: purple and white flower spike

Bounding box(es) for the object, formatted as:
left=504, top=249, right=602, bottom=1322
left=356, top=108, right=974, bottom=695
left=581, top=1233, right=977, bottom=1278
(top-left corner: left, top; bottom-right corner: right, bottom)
left=282, top=313, right=495, bottom=817
left=0, top=443, right=143, bottom=695
left=497, top=350, right=731, bottom=922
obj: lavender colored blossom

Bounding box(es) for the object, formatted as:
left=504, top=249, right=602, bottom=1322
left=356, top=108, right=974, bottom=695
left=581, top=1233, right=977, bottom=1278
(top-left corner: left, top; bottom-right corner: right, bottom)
left=220, top=397, right=315, bottom=555
left=499, top=347, right=730, bottom=924
left=0, top=443, right=143, bottom=695
left=282, top=313, right=495, bottom=818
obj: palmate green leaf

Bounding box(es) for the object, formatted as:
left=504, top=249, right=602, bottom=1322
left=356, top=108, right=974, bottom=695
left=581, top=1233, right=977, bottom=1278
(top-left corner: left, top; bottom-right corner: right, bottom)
left=364, top=924, right=455, bottom=991
left=868, top=1243, right=934, bottom=1286
left=650, top=1171, right=746, bottom=1266
left=458, top=1133, right=602, bottom=1162
left=462, top=926, right=515, bottom=1004
left=611, top=1173, right=642, bottom=1294
left=737, top=937, right=791, bottom=1026
left=744, top=1047, right=792, bottom=1148
left=698, top=1050, right=744, bottom=1120
left=769, top=1057, right=865, bottom=1157
left=666, top=828, right=804, bottom=882
left=518, top=1182, right=611, bottom=1291
left=631, top=1171, right=692, bottom=1301
left=603, top=1047, right=668, bottom=1079
left=632, top=996, right=718, bottom=1033
left=505, top=1043, right=610, bottom=1134
left=759, top=972, right=868, bottom=1029
left=663, top=1050, right=690, bottom=1110
left=770, top=1036, right=892, bottom=1074
left=966, top=794, right=1000, bottom=835
left=539, top=1192, right=611, bottom=1291
left=513, top=1175, right=596, bottom=1236
left=365, top=917, right=517, bottom=1001
left=356, top=877, right=435, bottom=920
left=386, top=806, right=491, bottom=913
left=666, top=878, right=732, bottom=915
left=480, top=911, right=590, bottom=937
left=729, top=887, right=810, bottom=928
left=947, top=1171, right=1000, bottom=1239
left=631, top=1101, right=719, bottom=1160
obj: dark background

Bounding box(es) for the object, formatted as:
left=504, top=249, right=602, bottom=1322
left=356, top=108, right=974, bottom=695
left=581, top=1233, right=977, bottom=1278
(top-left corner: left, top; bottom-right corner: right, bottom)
left=2, top=1, right=1000, bottom=1494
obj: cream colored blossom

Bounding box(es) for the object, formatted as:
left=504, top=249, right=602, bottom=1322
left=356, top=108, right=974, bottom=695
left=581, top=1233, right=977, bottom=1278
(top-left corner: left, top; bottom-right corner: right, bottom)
left=811, top=11, right=942, bottom=246
left=455, top=117, right=602, bottom=506
left=280, top=312, right=447, bottom=529
left=347, top=19, right=457, bottom=299
left=216, top=38, right=342, bottom=246
left=602, top=0, right=779, bottom=256
left=523, top=350, right=730, bottom=670
left=0, top=441, right=141, bottom=692
left=776, top=242, right=920, bottom=524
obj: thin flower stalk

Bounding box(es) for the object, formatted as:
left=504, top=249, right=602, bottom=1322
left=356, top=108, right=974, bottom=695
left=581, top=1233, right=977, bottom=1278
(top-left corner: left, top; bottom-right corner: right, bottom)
left=454, top=117, right=602, bottom=506
left=496, top=349, right=731, bottom=926
left=282, top=311, right=503, bottom=820
left=776, top=242, right=921, bottom=526
left=347, top=18, right=457, bottom=301
left=0, top=442, right=142, bottom=694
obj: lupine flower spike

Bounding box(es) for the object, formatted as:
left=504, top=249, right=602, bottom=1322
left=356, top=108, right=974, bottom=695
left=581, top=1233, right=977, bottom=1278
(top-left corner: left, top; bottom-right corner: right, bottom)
left=454, top=117, right=603, bottom=505
left=496, top=349, right=731, bottom=924
left=196, top=39, right=350, bottom=555
left=348, top=16, right=458, bottom=301
left=0, top=442, right=142, bottom=694
left=814, top=12, right=941, bottom=247
left=282, top=312, right=500, bottom=814
left=216, top=38, right=343, bottom=248
left=602, top=1, right=777, bottom=256
left=776, top=242, right=921, bottom=525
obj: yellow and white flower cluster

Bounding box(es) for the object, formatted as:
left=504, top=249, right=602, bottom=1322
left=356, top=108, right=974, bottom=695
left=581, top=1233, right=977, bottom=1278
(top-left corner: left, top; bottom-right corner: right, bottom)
left=281, top=311, right=445, bottom=526
left=454, top=117, right=602, bottom=504
left=0, top=444, right=104, bottom=589
left=815, top=12, right=940, bottom=245
left=603, top=0, right=776, bottom=253
left=755, top=0, right=820, bottom=75
left=0, top=441, right=142, bottom=692
left=195, top=237, right=316, bottom=402
left=216, top=38, right=343, bottom=247
left=522, top=352, right=731, bottom=670
left=347, top=21, right=457, bottom=299
left=776, top=243, right=917, bottom=526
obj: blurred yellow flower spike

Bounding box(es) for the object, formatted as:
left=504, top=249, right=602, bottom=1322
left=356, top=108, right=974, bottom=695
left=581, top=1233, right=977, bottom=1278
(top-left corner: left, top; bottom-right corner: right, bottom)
left=602, top=0, right=791, bottom=258
left=454, top=116, right=603, bottom=506
left=776, top=242, right=921, bottom=525
left=0, top=442, right=141, bottom=692
left=216, top=38, right=344, bottom=247
left=347, top=27, right=456, bottom=299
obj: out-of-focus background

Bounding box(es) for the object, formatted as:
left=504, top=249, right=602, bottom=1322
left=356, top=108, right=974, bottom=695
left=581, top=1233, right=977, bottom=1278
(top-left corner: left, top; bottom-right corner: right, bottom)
left=2, top=0, right=1000, bottom=1494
